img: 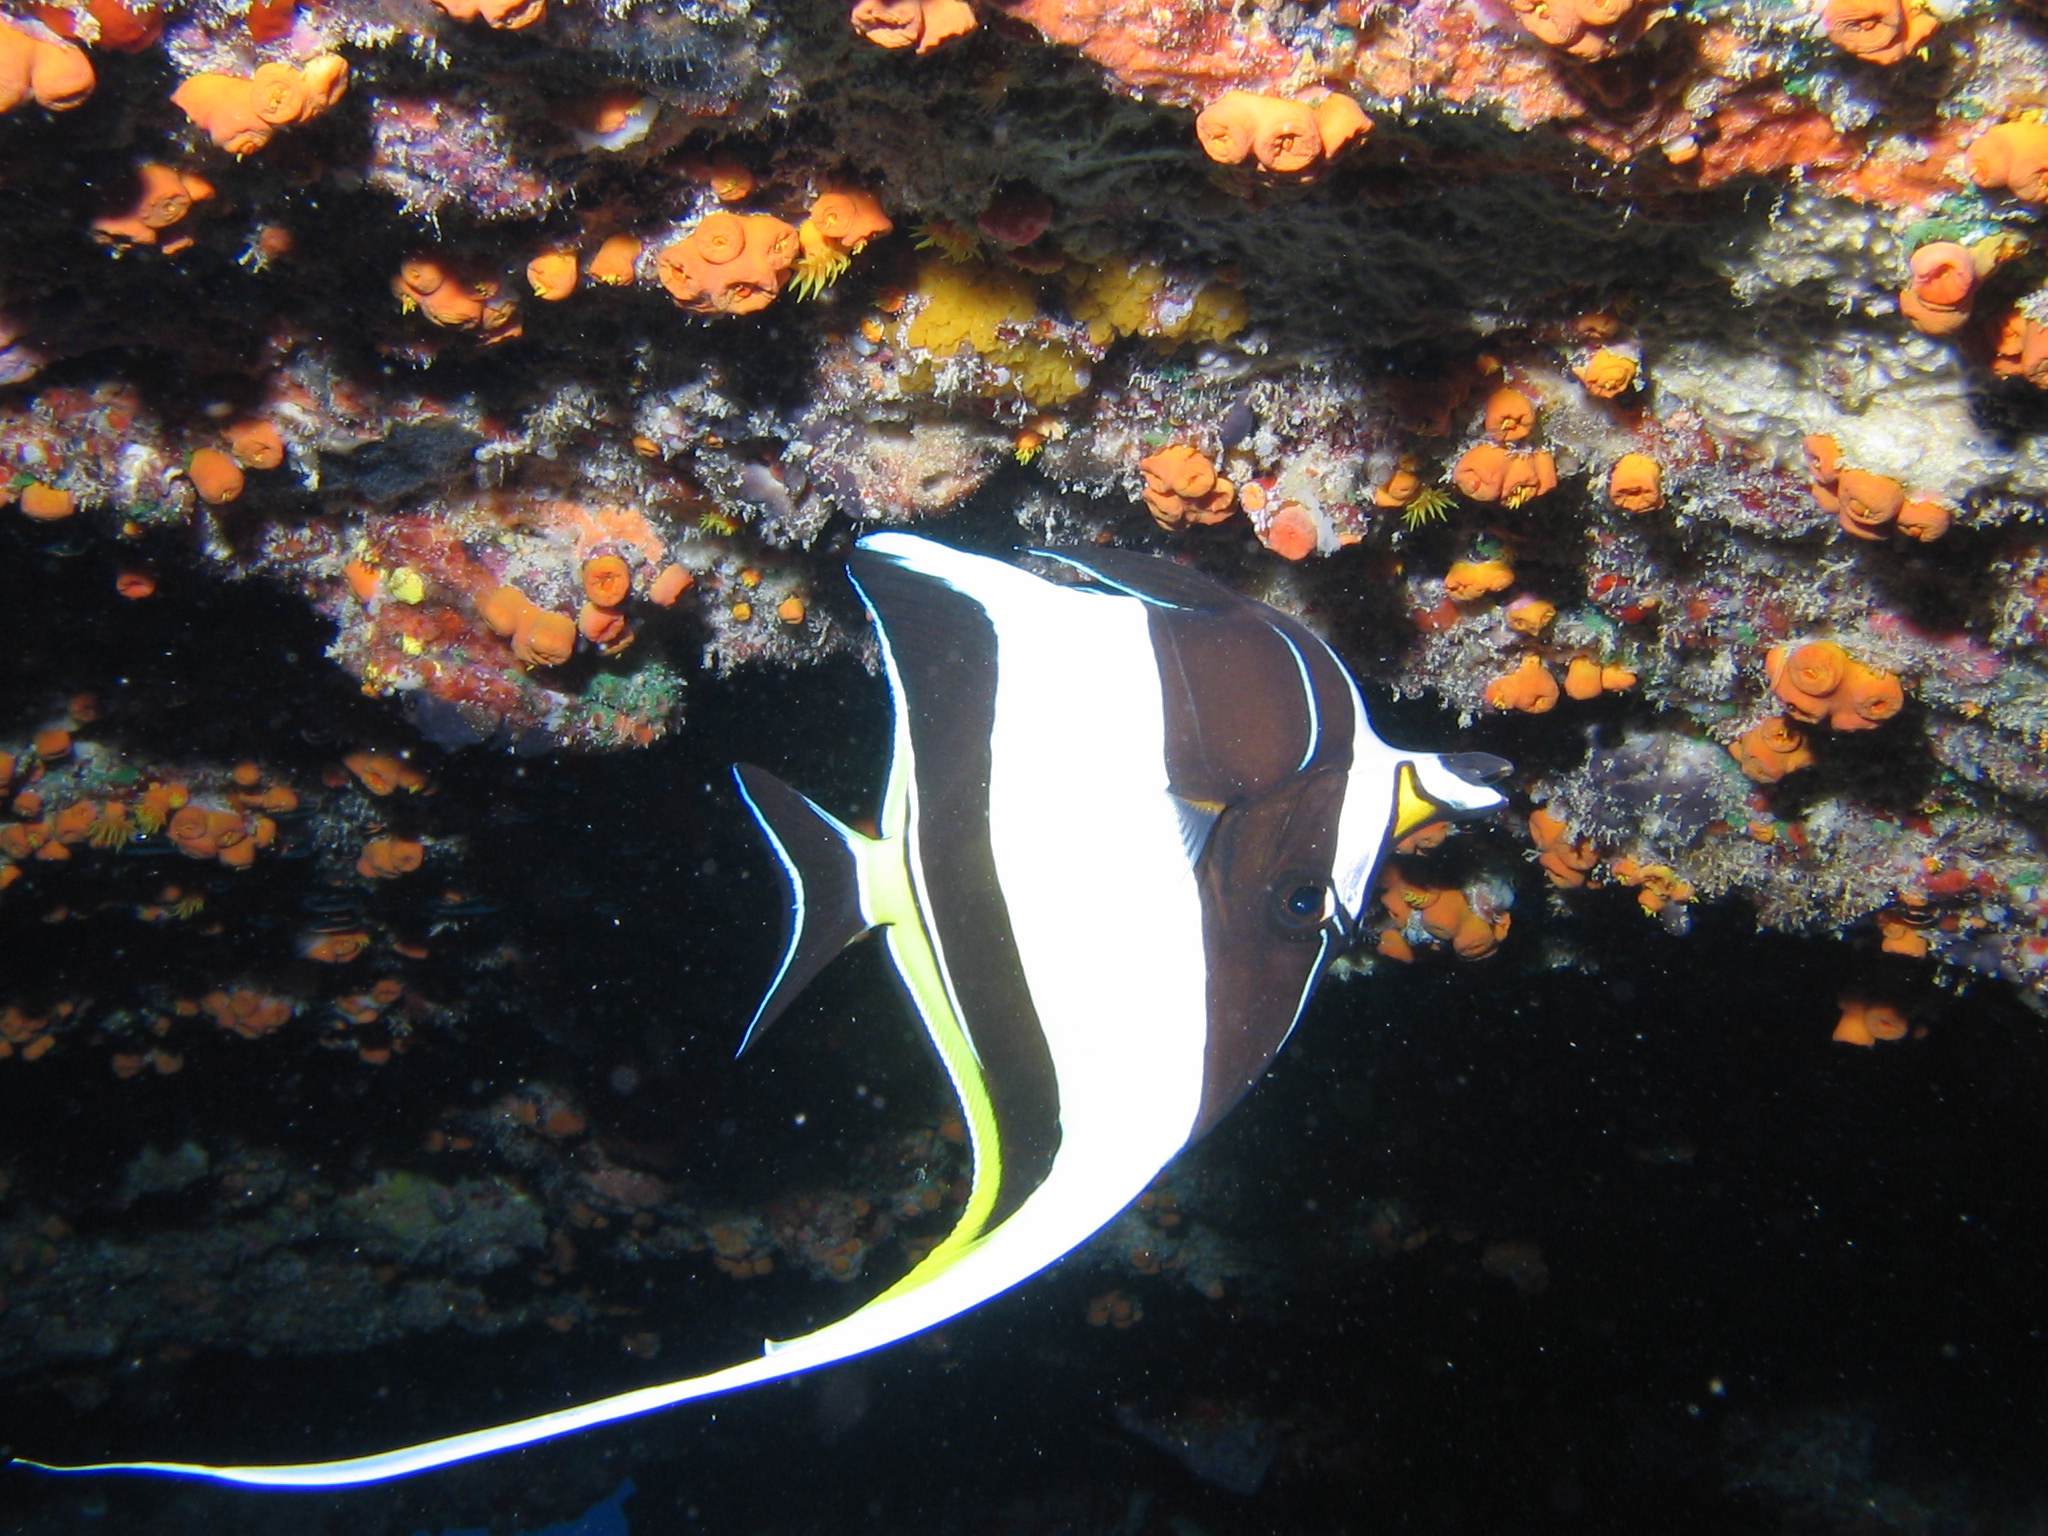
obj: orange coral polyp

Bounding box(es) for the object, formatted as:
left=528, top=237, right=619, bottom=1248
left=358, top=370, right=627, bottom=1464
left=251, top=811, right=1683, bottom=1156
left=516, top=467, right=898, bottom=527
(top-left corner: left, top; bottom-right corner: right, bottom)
left=582, top=555, right=632, bottom=607
left=19, top=483, right=75, bottom=520
left=1899, top=242, right=1977, bottom=336
left=92, top=163, right=216, bottom=248
left=430, top=0, right=548, bottom=28
left=808, top=189, right=892, bottom=253
left=1195, top=91, right=1363, bottom=175
left=1455, top=444, right=1557, bottom=505
left=1834, top=996, right=1909, bottom=1046
left=528, top=248, right=579, bottom=301
left=584, top=234, right=643, bottom=286
left=1483, top=654, right=1560, bottom=714
left=512, top=607, right=578, bottom=667
left=1575, top=349, right=1638, bottom=398
left=1443, top=558, right=1513, bottom=603
left=225, top=419, right=286, bottom=470
left=481, top=585, right=537, bottom=638
left=1833, top=468, right=1905, bottom=539
left=1507, top=0, right=1652, bottom=60
left=578, top=601, right=629, bottom=647
left=850, top=0, right=975, bottom=54
left=1483, top=387, right=1537, bottom=442
left=1527, top=806, right=1599, bottom=888
left=250, top=61, right=309, bottom=126
left=1259, top=503, right=1319, bottom=561
left=1608, top=454, right=1663, bottom=512
left=1968, top=121, right=2048, bottom=205
left=1822, top=0, right=1936, bottom=66
left=1765, top=641, right=1905, bottom=731
left=188, top=447, right=245, bottom=505
left=1729, top=715, right=1816, bottom=783
left=648, top=564, right=693, bottom=607
left=343, top=751, right=410, bottom=796
left=656, top=214, right=800, bottom=316
left=357, top=837, right=425, bottom=880
left=0, top=19, right=94, bottom=114
left=1138, top=445, right=1236, bottom=529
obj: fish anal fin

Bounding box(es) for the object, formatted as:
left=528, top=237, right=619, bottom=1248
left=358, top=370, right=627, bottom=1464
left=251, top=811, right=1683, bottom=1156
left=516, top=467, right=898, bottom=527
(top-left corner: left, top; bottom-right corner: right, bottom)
left=732, top=764, right=877, bottom=1053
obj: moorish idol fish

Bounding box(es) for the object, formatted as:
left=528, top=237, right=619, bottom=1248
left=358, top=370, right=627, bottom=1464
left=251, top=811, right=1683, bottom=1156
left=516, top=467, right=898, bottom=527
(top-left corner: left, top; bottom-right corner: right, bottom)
left=16, top=533, right=1509, bottom=1488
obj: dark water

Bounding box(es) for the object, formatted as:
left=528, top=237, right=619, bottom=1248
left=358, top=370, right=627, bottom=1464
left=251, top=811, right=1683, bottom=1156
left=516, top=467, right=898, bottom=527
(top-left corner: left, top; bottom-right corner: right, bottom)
left=3, top=531, right=2046, bottom=1536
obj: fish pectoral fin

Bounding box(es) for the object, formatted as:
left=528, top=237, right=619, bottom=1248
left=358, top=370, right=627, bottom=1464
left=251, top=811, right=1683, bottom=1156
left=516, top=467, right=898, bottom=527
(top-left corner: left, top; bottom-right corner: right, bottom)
left=732, top=764, right=879, bottom=1054
left=1166, top=791, right=1226, bottom=869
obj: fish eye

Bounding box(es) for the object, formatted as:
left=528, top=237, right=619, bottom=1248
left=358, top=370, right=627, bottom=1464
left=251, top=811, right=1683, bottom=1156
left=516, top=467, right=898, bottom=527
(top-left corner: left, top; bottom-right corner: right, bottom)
left=1271, top=877, right=1332, bottom=938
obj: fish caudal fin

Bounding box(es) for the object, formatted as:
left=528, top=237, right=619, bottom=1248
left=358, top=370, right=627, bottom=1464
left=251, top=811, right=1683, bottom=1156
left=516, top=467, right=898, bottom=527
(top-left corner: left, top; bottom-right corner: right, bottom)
left=731, top=764, right=875, bottom=1052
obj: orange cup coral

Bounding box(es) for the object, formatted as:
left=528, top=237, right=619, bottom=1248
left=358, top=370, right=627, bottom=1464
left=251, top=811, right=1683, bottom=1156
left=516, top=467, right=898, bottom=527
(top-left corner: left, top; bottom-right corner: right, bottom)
left=172, top=55, right=348, bottom=158
left=1608, top=453, right=1663, bottom=512
left=1765, top=641, right=1905, bottom=731
left=648, top=564, right=693, bottom=606
left=584, top=233, right=643, bottom=287
left=392, top=255, right=522, bottom=342
left=850, top=0, right=977, bottom=54
left=92, top=163, right=217, bottom=252
left=1258, top=502, right=1319, bottom=561
left=17, top=482, right=75, bottom=521
left=1877, top=911, right=1931, bottom=958
left=1505, top=595, right=1556, bottom=636
left=794, top=187, right=893, bottom=297
left=0, top=17, right=94, bottom=114
left=1483, top=654, right=1560, bottom=713
left=1506, top=0, right=1654, bottom=60
left=1895, top=499, right=1951, bottom=542
left=357, top=837, right=425, bottom=880
left=225, top=418, right=287, bottom=470
left=1195, top=91, right=1371, bottom=176
left=527, top=248, right=579, bottom=301
left=1563, top=656, right=1637, bottom=700
left=513, top=607, right=577, bottom=667
left=34, top=0, right=162, bottom=52
left=1528, top=806, right=1599, bottom=888
left=1820, top=0, right=1937, bottom=65
left=430, top=0, right=547, bottom=27
left=1967, top=121, right=2048, bottom=204
left=1372, top=455, right=1429, bottom=510
left=188, top=447, right=245, bottom=505
left=1609, top=857, right=1695, bottom=915
left=1138, top=445, right=1236, bottom=529
left=1832, top=468, right=1904, bottom=540
left=1454, top=444, right=1557, bottom=507
left=1990, top=306, right=2048, bottom=389
left=343, top=750, right=427, bottom=796
left=1728, top=715, right=1815, bottom=783
left=1483, top=387, right=1536, bottom=443
left=655, top=213, right=800, bottom=317
left=578, top=601, right=629, bottom=648
left=1443, top=557, right=1514, bottom=603
left=204, top=988, right=294, bottom=1039
left=1574, top=349, right=1638, bottom=399
left=1833, top=996, right=1908, bottom=1046
left=1381, top=870, right=1512, bottom=959
left=582, top=555, right=632, bottom=607
left=1898, top=242, right=1978, bottom=337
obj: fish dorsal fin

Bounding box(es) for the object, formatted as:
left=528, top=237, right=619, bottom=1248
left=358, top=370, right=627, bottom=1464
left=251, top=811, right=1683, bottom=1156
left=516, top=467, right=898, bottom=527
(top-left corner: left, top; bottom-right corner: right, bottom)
left=1167, top=791, right=1225, bottom=869
left=1031, top=547, right=1233, bottom=611
left=731, top=764, right=876, bottom=1053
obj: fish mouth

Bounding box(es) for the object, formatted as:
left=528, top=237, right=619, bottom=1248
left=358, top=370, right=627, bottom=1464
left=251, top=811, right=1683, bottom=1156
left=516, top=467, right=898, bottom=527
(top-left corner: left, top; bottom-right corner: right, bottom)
left=1439, top=751, right=1515, bottom=788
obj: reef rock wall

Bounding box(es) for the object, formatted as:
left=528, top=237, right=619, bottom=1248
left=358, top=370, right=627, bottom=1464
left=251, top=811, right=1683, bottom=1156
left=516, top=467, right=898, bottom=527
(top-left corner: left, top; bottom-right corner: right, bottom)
left=4, top=0, right=2048, bottom=1014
